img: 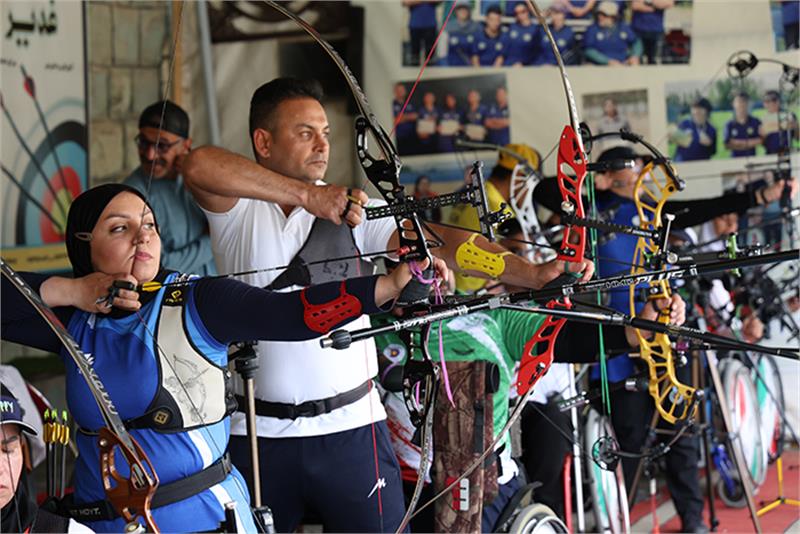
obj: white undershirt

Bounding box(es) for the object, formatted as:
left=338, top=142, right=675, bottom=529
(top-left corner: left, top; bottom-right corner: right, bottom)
left=203, top=193, right=396, bottom=438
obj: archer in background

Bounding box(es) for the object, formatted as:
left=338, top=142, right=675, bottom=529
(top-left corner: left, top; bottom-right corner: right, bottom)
left=1, top=184, right=428, bottom=533
left=373, top=234, right=686, bottom=532
left=567, top=146, right=795, bottom=534
left=123, top=100, right=217, bottom=276
left=183, top=77, right=593, bottom=533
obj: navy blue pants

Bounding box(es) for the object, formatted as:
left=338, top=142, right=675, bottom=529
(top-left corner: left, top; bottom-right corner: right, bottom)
left=228, top=422, right=407, bottom=533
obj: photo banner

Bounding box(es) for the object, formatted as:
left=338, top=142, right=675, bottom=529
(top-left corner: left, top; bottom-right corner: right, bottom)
left=1, top=0, right=87, bottom=272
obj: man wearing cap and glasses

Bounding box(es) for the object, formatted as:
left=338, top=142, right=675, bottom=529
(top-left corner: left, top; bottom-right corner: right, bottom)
left=123, top=100, right=217, bottom=276
left=1, top=385, right=92, bottom=533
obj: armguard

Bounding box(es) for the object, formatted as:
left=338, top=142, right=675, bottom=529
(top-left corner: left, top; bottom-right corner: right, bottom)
left=301, top=281, right=363, bottom=334
left=455, top=234, right=512, bottom=279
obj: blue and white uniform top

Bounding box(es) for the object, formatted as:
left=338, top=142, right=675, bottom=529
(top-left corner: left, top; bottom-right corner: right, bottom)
left=724, top=115, right=762, bottom=157
left=505, top=22, right=539, bottom=65
left=472, top=26, right=509, bottom=65
left=584, top=22, right=638, bottom=62
left=447, top=21, right=479, bottom=66
left=65, top=273, right=256, bottom=533
left=486, top=103, right=510, bottom=146
left=674, top=118, right=717, bottom=162
left=535, top=25, right=576, bottom=65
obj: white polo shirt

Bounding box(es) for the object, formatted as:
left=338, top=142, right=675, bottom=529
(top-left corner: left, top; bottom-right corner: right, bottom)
left=203, top=193, right=396, bottom=438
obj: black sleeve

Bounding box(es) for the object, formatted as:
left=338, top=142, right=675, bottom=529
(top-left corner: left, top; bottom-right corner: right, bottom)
left=533, top=177, right=616, bottom=215
left=1, top=272, right=75, bottom=353
left=663, top=190, right=756, bottom=229
left=193, top=275, right=390, bottom=344
left=553, top=322, right=630, bottom=363
left=532, top=176, right=564, bottom=214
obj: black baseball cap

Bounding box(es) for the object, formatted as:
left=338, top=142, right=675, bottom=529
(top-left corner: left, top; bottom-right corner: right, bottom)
left=0, top=384, right=38, bottom=436
left=138, top=100, right=190, bottom=138
left=597, top=145, right=638, bottom=164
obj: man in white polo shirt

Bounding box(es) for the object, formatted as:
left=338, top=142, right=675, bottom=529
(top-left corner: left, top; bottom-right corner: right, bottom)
left=184, top=78, right=592, bottom=532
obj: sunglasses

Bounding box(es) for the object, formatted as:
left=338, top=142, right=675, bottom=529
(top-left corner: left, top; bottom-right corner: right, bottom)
left=135, top=134, right=182, bottom=155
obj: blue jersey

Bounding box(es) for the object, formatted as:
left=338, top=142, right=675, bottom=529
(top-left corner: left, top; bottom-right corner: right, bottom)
left=393, top=99, right=417, bottom=141
left=592, top=193, right=647, bottom=382
left=472, top=26, right=508, bottom=65
left=64, top=272, right=257, bottom=533
left=535, top=25, right=576, bottom=65
left=674, top=118, right=717, bottom=162
left=724, top=115, right=761, bottom=157
left=465, top=104, right=488, bottom=126
left=438, top=108, right=463, bottom=152
left=486, top=104, right=510, bottom=145
left=583, top=22, right=638, bottom=62
left=505, top=22, right=539, bottom=65
left=409, top=3, right=437, bottom=29
left=763, top=111, right=798, bottom=154
left=417, top=105, right=440, bottom=149
left=504, top=0, right=525, bottom=16
left=632, top=8, right=665, bottom=33
left=566, top=0, right=592, bottom=19
left=783, top=1, right=800, bottom=25
left=447, top=21, right=479, bottom=66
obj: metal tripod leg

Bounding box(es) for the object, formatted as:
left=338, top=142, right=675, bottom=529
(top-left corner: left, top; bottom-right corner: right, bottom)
left=232, top=342, right=275, bottom=533
left=705, top=349, right=762, bottom=533
left=628, top=410, right=661, bottom=506
left=696, top=352, right=719, bottom=531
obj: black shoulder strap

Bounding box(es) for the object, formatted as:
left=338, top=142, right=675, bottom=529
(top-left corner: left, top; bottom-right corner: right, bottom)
left=30, top=508, right=70, bottom=533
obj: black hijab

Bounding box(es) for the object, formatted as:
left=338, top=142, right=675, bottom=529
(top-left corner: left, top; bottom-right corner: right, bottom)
left=65, top=183, right=160, bottom=278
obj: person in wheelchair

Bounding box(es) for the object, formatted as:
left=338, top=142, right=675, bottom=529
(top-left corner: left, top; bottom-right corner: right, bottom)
left=373, top=234, right=686, bottom=532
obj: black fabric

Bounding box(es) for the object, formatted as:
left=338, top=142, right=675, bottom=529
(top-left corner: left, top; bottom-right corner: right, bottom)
left=520, top=401, right=572, bottom=519
left=228, top=422, right=408, bottom=533
left=606, top=362, right=704, bottom=527
left=65, top=183, right=158, bottom=277
left=1, top=469, right=37, bottom=533
left=138, top=100, right=190, bottom=138
left=29, top=507, right=70, bottom=533
left=63, top=454, right=232, bottom=521
left=235, top=379, right=373, bottom=420
left=554, top=322, right=630, bottom=364
left=533, top=176, right=757, bottom=229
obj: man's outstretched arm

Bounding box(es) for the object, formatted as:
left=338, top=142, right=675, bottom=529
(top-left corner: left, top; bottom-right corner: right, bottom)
left=182, top=145, right=367, bottom=225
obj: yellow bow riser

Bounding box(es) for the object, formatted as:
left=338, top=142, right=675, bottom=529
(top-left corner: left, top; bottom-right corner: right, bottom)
left=630, top=161, right=697, bottom=425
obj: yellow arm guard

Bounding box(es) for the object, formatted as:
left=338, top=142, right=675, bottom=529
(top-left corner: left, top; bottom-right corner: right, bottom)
left=455, top=234, right=512, bottom=279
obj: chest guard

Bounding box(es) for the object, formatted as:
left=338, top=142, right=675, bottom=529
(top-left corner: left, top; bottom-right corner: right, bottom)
left=128, top=277, right=236, bottom=433
left=267, top=218, right=374, bottom=290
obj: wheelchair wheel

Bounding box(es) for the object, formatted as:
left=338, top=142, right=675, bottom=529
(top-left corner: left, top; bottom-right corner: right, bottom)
left=507, top=503, right=568, bottom=534
left=584, top=409, right=631, bottom=534
left=754, top=354, right=785, bottom=463
left=716, top=477, right=746, bottom=509
left=719, top=356, right=767, bottom=488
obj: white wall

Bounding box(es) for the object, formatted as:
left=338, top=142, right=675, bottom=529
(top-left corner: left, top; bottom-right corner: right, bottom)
left=357, top=0, right=799, bottom=199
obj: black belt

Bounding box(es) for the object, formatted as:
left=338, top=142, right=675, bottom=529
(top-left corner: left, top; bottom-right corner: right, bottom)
left=63, top=454, right=232, bottom=522
left=236, top=379, right=373, bottom=420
